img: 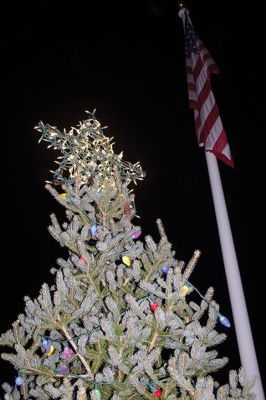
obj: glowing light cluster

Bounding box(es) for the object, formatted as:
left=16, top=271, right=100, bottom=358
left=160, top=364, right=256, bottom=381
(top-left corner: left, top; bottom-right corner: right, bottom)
left=35, top=110, right=145, bottom=186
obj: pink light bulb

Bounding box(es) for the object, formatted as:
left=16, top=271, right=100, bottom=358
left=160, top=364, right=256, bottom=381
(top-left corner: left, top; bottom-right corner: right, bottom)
left=63, top=346, right=73, bottom=360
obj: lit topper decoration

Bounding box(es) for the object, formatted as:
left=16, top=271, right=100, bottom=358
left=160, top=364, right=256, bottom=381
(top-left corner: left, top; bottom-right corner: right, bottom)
left=35, top=110, right=145, bottom=187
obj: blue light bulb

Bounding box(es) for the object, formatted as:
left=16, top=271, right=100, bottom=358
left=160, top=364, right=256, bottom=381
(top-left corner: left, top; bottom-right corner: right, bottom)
left=42, top=338, right=52, bottom=352
left=15, top=376, right=23, bottom=386
left=162, top=264, right=169, bottom=274
left=219, top=314, right=231, bottom=328
left=91, top=225, right=97, bottom=236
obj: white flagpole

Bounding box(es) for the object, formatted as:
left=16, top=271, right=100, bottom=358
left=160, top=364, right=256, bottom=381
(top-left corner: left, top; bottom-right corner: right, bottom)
left=177, top=3, right=264, bottom=396
left=205, top=151, right=265, bottom=400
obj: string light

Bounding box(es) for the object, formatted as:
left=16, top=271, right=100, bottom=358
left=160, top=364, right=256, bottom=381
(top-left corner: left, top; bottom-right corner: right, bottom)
left=33, top=274, right=229, bottom=395
left=74, top=249, right=229, bottom=329
left=36, top=112, right=146, bottom=186
left=32, top=282, right=228, bottom=399
left=51, top=373, right=168, bottom=397
left=185, top=280, right=231, bottom=328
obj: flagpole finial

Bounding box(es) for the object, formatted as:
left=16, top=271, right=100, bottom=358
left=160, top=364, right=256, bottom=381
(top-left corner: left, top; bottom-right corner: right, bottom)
left=177, top=1, right=187, bottom=17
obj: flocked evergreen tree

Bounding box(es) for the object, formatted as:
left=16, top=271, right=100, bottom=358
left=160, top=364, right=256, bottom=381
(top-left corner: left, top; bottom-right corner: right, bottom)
left=0, top=111, right=255, bottom=399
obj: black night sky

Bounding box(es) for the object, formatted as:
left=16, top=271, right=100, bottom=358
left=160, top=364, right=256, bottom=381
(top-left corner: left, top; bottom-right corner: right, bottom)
left=0, top=0, right=265, bottom=392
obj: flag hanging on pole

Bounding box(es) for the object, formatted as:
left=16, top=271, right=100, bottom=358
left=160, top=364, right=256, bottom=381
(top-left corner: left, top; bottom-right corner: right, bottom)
left=180, top=9, right=234, bottom=167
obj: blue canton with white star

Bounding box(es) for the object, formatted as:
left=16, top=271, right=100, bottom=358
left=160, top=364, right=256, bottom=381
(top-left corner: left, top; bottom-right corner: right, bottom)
left=185, top=12, right=199, bottom=57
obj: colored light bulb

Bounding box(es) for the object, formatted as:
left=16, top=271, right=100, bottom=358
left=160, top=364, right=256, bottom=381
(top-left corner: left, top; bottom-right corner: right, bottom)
left=150, top=302, right=159, bottom=312
left=149, top=383, right=156, bottom=392
left=122, top=256, right=131, bottom=266
left=153, top=388, right=162, bottom=398
left=47, top=345, right=55, bottom=356
left=162, top=264, right=169, bottom=273
left=59, top=193, right=67, bottom=199
left=180, top=285, right=189, bottom=296
left=79, top=256, right=85, bottom=262
left=42, top=338, right=52, bottom=352
left=219, top=314, right=231, bottom=328
left=63, top=346, right=73, bottom=360
left=15, top=376, right=23, bottom=386
left=132, top=227, right=142, bottom=239
left=95, top=388, right=102, bottom=399
left=91, top=225, right=97, bottom=236
left=55, top=364, right=69, bottom=374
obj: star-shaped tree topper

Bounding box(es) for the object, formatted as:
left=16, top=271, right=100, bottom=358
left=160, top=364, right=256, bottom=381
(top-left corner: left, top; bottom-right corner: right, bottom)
left=35, top=110, right=146, bottom=186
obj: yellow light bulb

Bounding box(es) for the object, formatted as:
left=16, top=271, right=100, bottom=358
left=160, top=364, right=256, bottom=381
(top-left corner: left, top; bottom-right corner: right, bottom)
left=122, top=256, right=131, bottom=267
left=180, top=285, right=189, bottom=296
left=59, top=193, right=67, bottom=199
left=47, top=345, right=55, bottom=356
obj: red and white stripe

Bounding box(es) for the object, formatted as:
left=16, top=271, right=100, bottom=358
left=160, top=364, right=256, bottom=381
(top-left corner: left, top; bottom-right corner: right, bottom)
left=181, top=12, right=234, bottom=167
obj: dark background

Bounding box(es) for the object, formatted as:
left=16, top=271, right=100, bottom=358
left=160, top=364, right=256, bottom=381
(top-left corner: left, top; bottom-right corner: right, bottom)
left=1, top=0, right=265, bottom=393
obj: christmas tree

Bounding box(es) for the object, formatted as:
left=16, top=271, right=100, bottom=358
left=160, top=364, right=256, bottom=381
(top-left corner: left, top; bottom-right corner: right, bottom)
left=0, top=111, right=255, bottom=399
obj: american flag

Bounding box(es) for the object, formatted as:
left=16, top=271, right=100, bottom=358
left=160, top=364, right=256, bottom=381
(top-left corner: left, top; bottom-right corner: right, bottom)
left=181, top=10, right=234, bottom=167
